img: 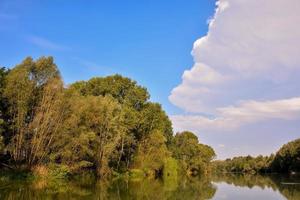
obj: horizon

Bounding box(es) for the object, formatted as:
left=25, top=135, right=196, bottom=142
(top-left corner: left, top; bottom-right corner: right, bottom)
left=1, top=0, right=299, bottom=159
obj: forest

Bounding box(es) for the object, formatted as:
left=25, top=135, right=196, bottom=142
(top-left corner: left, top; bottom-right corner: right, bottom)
left=0, top=56, right=298, bottom=180
left=212, top=138, right=300, bottom=174
left=0, top=56, right=215, bottom=179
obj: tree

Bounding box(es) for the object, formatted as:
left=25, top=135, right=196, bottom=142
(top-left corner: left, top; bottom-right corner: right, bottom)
left=136, top=102, right=173, bottom=143
left=171, top=131, right=215, bottom=175
left=211, top=138, right=300, bottom=174
left=134, top=130, right=171, bottom=176
left=52, top=91, right=125, bottom=177
left=68, top=76, right=173, bottom=173
left=271, top=138, right=300, bottom=173
left=0, top=56, right=217, bottom=179
left=3, top=56, right=64, bottom=168
left=71, top=74, right=149, bottom=110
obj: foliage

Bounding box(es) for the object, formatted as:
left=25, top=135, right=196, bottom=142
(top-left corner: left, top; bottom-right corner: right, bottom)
left=133, top=130, right=171, bottom=177
left=0, top=56, right=215, bottom=179
left=212, top=155, right=270, bottom=174
left=0, top=134, right=3, bottom=153
left=163, top=157, right=178, bottom=179
left=2, top=57, right=64, bottom=168
left=270, top=138, right=300, bottom=173
left=51, top=93, right=124, bottom=177
left=171, top=131, right=216, bottom=176
left=212, top=138, right=300, bottom=174
left=129, top=169, right=145, bottom=179
left=69, top=75, right=174, bottom=174
left=49, top=165, right=71, bottom=179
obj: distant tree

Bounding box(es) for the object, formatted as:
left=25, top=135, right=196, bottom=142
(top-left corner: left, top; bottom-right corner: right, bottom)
left=212, top=138, right=300, bottom=174
left=271, top=138, right=300, bottom=173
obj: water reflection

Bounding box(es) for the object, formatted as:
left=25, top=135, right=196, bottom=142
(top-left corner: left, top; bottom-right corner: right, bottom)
left=0, top=173, right=299, bottom=200
left=212, top=173, right=300, bottom=200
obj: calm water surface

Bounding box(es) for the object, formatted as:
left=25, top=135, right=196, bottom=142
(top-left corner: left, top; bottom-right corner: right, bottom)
left=0, top=173, right=299, bottom=199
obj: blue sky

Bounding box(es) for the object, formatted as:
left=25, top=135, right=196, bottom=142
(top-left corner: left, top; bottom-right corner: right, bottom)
left=0, top=0, right=215, bottom=114
left=1, top=0, right=299, bottom=159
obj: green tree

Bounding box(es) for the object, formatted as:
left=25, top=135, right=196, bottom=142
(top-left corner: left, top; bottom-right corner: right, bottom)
left=52, top=91, right=125, bottom=177
left=69, top=75, right=173, bottom=173
left=71, top=74, right=149, bottom=110
left=271, top=138, right=300, bottom=173
left=137, top=103, right=173, bottom=144
left=171, top=131, right=215, bottom=175
left=3, top=56, right=64, bottom=168
left=212, top=138, right=300, bottom=174
left=134, top=130, right=171, bottom=176
left=0, top=56, right=217, bottom=179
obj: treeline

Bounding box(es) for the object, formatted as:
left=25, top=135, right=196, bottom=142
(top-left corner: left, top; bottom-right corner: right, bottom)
left=0, top=56, right=215, bottom=178
left=212, top=138, right=300, bottom=174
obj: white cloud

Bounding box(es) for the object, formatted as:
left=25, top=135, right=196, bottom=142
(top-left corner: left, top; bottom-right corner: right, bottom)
left=182, top=63, right=226, bottom=86
left=171, top=97, right=300, bottom=132
left=169, top=0, right=300, bottom=131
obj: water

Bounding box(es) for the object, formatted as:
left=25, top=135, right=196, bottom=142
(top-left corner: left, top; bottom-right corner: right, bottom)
left=0, top=173, right=299, bottom=199
left=212, top=174, right=300, bottom=200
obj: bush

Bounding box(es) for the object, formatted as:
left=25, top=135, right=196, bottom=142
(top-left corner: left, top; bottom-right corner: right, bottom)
left=163, top=158, right=178, bottom=179
left=49, top=165, right=71, bottom=179
left=129, top=169, right=145, bottom=179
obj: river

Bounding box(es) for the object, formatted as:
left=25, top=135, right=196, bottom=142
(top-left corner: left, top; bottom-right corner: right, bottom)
left=0, top=173, right=299, bottom=199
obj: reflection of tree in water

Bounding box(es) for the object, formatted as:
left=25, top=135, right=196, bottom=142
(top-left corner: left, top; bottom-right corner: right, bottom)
left=212, top=173, right=300, bottom=200
left=212, top=173, right=278, bottom=189
left=271, top=175, right=300, bottom=200
left=103, top=176, right=216, bottom=200
left=0, top=177, right=96, bottom=200
left=0, top=174, right=299, bottom=200
left=0, top=175, right=216, bottom=200
left=166, top=176, right=216, bottom=200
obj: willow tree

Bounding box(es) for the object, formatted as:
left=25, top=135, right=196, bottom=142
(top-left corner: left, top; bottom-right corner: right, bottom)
left=3, top=56, right=65, bottom=168
left=51, top=90, right=126, bottom=177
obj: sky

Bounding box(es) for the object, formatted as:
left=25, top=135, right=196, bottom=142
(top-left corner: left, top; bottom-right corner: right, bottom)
left=1, top=0, right=299, bottom=159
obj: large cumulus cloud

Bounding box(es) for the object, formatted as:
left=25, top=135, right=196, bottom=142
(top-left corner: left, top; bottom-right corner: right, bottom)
left=169, top=0, right=300, bottom=132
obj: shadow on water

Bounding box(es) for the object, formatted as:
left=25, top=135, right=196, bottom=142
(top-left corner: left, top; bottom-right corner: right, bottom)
left=0, top=173, right=299, bottom=199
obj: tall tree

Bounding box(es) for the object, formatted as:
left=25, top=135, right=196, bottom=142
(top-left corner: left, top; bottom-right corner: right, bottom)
left=3, top=57, right=64, bottom=167
left=52, top=91, right=125, bottom=177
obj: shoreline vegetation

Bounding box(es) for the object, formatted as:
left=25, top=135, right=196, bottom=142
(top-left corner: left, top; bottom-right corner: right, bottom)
left=212, top=138, right=300, bottom=175
left=0, top=56, right=299, bottom=181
